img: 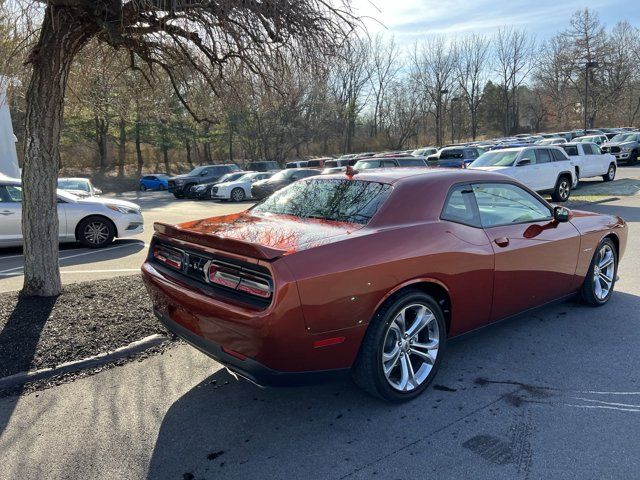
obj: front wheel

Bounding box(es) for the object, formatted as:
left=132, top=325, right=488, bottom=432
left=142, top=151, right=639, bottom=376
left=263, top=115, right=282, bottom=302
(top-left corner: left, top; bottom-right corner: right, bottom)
left=140, top=184, right=147, bottom=191
left=77, top=216, right=115, bottom=248
left=230, top=187, right=246, bottom=202
left=158, top=184, right=166, bottom=191
left=580, top=238, right=617, bottom=306
left=602, top=164, right=616, bottom=182
left=551, top=175, right=571, bottom=202
left=628, top=150, right=639, bottom=166
left=352, top=290, right=446, bottom=402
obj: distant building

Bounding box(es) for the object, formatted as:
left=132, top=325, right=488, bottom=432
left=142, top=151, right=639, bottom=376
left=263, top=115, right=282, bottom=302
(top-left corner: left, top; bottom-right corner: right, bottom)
left=0, top=75, right=19, bottom=179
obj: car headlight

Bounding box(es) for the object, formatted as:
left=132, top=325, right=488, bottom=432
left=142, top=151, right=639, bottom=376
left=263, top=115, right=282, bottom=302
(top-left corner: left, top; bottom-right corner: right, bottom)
left=107, top=204, right=140, bottom=215
left=195, top=185, right=206, bottom=192
left=622, top=146, right=631, bottom=152
left=174, top=179, right=185, bottom=185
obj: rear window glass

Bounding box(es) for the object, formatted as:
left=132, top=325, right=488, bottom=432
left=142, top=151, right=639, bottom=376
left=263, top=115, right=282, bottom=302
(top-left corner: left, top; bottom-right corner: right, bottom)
left=252, top=179, right=392, bottom=225
left=440, top=149, right=463, bottom=159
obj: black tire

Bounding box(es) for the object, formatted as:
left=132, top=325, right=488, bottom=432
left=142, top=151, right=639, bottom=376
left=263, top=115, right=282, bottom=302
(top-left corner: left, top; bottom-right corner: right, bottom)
left=77, top=216, right=115, bottom=248
left=159, top=184, right=166, bottom=191
left=352, top=289, right=447, bottom=403
left=602, top=164, right=616, bottom=182
left=140, top=184, right=147, bottom=192
left=183, top=184, right=196, bottom=197
left=173, top=193, right=185, bottom=199
left=551, top=175, right=571, bottom=202
left=628, top=150, right=639, bottom=166
left=230, top=187, right=246, bottom=202
left=580, top=238, right=618, bottom=306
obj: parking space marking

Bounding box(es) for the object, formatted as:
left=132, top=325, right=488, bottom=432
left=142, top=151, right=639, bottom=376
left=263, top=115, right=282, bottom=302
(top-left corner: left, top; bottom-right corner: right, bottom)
left=0, top=242, right=147, bottom=275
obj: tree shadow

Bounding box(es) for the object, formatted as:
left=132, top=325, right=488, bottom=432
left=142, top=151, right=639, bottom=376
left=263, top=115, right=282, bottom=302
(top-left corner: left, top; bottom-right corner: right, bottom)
left=0, top=295, right=57, bottom=436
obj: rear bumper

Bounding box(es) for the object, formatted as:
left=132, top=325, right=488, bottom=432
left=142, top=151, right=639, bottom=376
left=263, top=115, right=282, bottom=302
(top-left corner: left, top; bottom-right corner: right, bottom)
left=156, top=309, right=348, bottom=387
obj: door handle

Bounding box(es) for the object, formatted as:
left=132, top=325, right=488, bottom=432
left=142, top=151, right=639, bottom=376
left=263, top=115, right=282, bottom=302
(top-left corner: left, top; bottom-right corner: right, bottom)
left=0, top=210, right=15, bottom=216
left=494, top=237, right=510, bottom=248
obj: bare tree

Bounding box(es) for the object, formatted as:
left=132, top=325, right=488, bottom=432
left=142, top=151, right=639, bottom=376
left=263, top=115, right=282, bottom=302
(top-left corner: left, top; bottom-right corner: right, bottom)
left=412, top=37, right=455, bottom=146
left=534, top=36, right=573, bottom=129
left=20, top=0, right=358, bottom=296
left=494, top=27, right=536, bottom=134
left=455, top=34, right=490, bottom=140
left=368, top=34, right=400, bottom=137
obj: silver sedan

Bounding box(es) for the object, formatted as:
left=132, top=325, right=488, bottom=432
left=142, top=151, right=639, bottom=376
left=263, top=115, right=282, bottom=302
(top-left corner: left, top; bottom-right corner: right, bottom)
left=0, top=179, right=143, bottom=248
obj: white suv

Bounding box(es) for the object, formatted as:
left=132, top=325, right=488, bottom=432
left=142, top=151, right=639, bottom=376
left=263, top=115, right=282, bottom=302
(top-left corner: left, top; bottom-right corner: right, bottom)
left=469, top=146, right=576, bottom=202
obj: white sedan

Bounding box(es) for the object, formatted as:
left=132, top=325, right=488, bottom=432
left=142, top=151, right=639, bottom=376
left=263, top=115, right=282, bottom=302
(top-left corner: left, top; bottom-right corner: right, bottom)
left=57, top=177, right=102, bottom=198
left=0, top=179, right=143, bottom=248
left=211, top=172, right=274, bottom=202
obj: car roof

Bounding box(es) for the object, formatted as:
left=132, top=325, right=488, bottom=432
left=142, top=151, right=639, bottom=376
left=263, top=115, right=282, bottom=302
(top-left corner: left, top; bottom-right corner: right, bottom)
left=320, top=167, right=513, bottom=186
left=58, top=177, right=90, bottom=181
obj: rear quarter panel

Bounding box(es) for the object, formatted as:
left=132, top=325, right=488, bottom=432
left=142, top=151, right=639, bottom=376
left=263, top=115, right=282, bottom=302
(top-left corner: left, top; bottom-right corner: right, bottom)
left=281, top=221, right=494, bottom=338
left=569, top=210, right=627, bottom=278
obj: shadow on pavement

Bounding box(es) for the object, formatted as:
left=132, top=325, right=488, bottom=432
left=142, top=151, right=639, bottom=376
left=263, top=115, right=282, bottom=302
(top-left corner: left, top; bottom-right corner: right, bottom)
left=0, top=240, right=146, bottom=279
left=0, top=295, right=56, bottom=436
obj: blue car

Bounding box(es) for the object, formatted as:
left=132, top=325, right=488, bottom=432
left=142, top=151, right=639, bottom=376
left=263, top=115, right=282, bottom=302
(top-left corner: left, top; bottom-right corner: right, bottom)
left=140, top=174, right=170, bottom=191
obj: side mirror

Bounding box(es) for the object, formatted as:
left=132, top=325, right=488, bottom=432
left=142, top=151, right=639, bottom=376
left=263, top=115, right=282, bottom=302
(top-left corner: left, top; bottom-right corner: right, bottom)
left=94, top=188, right=102, bottom=195
left=554, top=206, right=571, bottom=223
left=516, top=158, right=532, bottom=167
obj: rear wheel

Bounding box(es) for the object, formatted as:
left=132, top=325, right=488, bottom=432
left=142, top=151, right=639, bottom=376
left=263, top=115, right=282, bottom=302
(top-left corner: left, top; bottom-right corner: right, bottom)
left=580, top=238, right=617, bottom=306
left=602, top=164, right=616, bottom=182
left=352, top=290, right=446, bottom=402
left=159, top=184, right=166, bottom=191
left=551, top=175, right=571, bottom=202
left=231, top=187, right=246, bottom=202
left=140, top=184, right=147, bottom=191
left=77, top=216, right=115, bottom=248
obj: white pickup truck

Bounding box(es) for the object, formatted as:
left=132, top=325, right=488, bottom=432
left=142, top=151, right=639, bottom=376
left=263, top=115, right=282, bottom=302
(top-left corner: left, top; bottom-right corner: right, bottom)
left=559, top=142, right=617, bottom=183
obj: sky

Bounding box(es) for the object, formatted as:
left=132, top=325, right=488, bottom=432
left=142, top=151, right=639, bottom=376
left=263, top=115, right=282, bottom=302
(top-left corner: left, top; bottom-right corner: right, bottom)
left=351, top=0, right=640, bottom=43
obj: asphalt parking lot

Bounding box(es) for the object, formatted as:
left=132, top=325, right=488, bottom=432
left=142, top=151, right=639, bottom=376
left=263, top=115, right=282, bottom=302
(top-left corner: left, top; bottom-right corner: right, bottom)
left=0, top=169, right=640, bottom=479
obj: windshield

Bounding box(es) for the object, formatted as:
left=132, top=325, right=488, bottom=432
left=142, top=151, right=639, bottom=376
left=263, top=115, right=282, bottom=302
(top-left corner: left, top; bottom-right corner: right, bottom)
left=237, top=173, right=260, bottom=182
left=324, top=160, right=338, bottom=168
left=218, top=172, right=243, bottom=183
left=471, top=150, right=520, bottom=167
left=252, top=179, right=392, bottom=225
left=610, top=133, right=637, bottom=143
left=440, top=149, right=463, bottom=159
left=57, top=189, right=79, bottom=201
left=269, top=170, right=292, bottom=181
left=397, top=158, right=425, bottom=166
left=58, top=179, right=90, bottom=192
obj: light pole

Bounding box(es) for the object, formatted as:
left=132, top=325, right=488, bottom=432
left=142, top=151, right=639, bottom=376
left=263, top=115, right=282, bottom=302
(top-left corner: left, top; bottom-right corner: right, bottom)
left=584, top=61, right=599, bottom=133
left=439, top=88, right=448, bottom=146
left=450, top=97, right=460, bottom=144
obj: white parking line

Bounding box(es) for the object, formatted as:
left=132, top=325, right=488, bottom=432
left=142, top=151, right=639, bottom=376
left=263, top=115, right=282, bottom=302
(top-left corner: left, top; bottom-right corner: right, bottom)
left=0, top=242, right=148, bottom=275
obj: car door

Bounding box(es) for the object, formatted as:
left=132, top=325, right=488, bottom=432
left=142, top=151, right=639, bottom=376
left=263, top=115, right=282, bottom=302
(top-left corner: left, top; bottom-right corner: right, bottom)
left=510, top=148, right=541, bottom=190
left=0, top=184, right=23, bottom=246
left=533, top=148, right=557, bottom=190
left=472, top=182, right=581, bottom=321
left=585, top=143, right=607, bottom=177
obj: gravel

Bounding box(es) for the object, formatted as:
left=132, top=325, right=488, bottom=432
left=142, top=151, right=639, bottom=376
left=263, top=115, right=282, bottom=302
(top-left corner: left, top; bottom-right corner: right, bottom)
left=0, top=275, right=169, bottom=380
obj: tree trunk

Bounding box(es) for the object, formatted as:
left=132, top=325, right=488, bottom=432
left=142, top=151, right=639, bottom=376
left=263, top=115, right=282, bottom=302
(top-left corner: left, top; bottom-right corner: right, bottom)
left=163, top=147, right=170, bottom=175
left=21, top=8, right=94, bottom=297
left=117, top=117, right=126, bottom=178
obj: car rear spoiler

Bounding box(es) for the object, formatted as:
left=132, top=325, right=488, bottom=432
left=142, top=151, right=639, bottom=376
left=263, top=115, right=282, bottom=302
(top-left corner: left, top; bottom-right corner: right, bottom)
left=153, top=222, right=288, bottom=261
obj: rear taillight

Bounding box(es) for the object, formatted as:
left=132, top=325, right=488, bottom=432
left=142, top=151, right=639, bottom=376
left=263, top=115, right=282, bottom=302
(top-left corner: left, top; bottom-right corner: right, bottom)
left=153, top=245, right=183, bottom=270
left=208, top=263, right=272, bottom=299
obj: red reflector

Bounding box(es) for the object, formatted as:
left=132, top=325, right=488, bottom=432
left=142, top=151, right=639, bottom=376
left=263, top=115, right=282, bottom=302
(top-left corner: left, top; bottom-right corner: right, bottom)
left=222, top=346, right=247, bottom=360
left=313, top=337, right=346, bottom=349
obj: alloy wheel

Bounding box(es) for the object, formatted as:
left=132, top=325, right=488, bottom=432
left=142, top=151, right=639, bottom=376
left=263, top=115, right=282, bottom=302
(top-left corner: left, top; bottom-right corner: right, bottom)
left=84, top=221, right=109, bottom=246
left=231, top=188, right=245, bottom=202
left=593, top=244, right=615, bottom=301
left=608, top=166, right=615, bottom=181
left=381, top=303, right=440, bottom=392
left=558, top=179, right=570, bottom=200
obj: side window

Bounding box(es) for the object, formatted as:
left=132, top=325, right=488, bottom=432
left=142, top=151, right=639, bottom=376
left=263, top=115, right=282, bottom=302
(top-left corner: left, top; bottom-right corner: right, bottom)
left=440, top=184, right=480, bottom=227
left=472, top=183, right=551, bottom=228
left=519, top=149, right=536, bottom=165
left=0, top=185, right=22, bottom=203
left=552, top=149, right=567, bottom=162
left=591, top=144, right=602, bottom=155
left=562, top=145, right=578, bottom=156
left=535, top=149, right=552, bottom=164
left=383, top=160, right=396, bottom=167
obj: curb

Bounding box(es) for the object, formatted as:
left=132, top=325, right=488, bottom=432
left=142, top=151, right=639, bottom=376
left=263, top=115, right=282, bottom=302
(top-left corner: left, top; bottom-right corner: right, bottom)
left=0, top=334, right=169, bottom=391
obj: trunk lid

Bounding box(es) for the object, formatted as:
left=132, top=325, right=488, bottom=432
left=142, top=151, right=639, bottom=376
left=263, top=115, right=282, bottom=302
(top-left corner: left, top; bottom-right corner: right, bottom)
left=155, top=211, right=362, bottom=261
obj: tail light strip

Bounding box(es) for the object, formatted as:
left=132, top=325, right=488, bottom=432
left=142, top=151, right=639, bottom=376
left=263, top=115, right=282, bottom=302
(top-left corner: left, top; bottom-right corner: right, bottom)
left=152, top=242, right=273, bottom=300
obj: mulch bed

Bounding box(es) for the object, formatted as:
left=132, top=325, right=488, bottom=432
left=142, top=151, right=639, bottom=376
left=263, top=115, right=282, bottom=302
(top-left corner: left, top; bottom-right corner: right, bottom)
left=0, top=275, right=169, bottom=379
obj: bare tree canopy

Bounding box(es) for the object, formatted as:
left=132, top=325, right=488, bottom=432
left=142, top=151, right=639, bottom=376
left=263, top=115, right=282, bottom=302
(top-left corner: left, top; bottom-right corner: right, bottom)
left=19, top=0, right=359, bottom=297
